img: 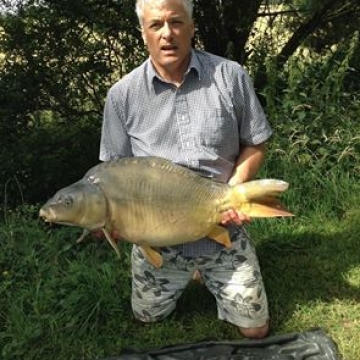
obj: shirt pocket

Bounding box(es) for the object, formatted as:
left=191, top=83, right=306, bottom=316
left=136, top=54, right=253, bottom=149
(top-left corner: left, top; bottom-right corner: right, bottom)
left=197, top=108, right=239, bottom=158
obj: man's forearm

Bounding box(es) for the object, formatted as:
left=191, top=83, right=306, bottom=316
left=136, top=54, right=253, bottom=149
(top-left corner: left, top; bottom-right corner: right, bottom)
left=228, top=143, right=267, bottom=186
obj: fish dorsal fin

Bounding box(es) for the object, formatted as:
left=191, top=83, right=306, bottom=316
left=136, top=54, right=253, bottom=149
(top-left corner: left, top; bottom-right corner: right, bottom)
left=140, top=244, right=163, bottom=268
left=207, top=225, right=232, bottom=248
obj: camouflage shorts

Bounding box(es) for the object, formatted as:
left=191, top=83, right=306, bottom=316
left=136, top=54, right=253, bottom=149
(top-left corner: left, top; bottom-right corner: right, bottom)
left=131, top=227, right=269, bottom=329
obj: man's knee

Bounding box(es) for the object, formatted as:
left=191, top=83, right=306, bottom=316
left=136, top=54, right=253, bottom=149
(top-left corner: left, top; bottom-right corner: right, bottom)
left=238, top=321, right=269, bottom=339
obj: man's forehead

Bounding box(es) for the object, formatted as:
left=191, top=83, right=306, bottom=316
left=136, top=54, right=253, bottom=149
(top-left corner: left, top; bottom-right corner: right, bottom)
left=146, top=12, right=186, bottom=21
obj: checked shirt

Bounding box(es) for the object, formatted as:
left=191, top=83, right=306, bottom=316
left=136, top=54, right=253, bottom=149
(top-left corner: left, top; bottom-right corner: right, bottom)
left=99, top=49, right=273, bottom=256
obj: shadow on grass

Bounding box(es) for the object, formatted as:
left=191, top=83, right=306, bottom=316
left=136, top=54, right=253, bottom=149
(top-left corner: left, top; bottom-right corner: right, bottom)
left=256, top=209, right=360, bottom=330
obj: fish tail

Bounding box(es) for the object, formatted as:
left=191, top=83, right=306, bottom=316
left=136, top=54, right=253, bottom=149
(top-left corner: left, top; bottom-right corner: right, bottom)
left=228, top=179, right=294, bottom=218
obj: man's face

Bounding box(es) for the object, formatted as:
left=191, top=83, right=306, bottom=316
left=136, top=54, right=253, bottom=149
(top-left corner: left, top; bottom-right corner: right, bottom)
left=141, top=0, right=194, bottom=77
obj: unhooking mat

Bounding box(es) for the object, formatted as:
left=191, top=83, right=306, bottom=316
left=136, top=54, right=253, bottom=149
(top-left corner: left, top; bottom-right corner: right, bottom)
left=97, top=328, right=340, bottom=360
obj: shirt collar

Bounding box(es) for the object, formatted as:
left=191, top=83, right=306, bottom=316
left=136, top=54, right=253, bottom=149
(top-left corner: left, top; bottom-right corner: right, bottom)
left=146, top=49, right=202, bottom=85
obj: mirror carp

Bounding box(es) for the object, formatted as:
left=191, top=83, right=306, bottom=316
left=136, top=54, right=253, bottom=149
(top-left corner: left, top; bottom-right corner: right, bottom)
left=39, top=156, right=293, bottom=267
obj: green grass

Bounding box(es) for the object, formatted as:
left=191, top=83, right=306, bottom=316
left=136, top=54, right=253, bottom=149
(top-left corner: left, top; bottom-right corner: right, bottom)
left=255, top=209, right=360, bottom=338
left=1, top=173, right=359, bottom=360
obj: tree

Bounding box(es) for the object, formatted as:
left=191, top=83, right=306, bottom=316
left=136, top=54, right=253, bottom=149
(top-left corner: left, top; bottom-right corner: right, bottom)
left=0, top=0, right=359, bottom=119
left=0, top=0, right=145, bottom=124
left=194, top=0, right=263, bottom=65
left=193, top=0, right=360, bottom=89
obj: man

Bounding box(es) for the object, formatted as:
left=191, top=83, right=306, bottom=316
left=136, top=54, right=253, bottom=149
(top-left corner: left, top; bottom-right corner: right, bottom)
left=100, top=0, right=272, bottom=339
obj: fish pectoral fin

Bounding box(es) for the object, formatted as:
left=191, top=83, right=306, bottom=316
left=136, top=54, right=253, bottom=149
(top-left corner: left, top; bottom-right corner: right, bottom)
left=76, top=229, right=90, bottom=243
left=102, top=228, right=121, bottom=258
left=207, top=225, right=232, bottom=248
left=244, top=198, right=294, bottom=217
left=140, top=245, right=163, bottom=268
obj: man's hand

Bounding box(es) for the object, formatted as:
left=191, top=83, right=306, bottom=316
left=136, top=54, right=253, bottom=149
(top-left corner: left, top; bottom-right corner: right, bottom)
left=220, top=209, right=251, bottom=226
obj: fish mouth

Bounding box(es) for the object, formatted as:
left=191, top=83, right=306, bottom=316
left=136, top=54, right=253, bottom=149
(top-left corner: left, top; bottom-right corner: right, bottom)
left=39, top=208, right=80, bottom=227
left=39, top=208, right=56, bottom=223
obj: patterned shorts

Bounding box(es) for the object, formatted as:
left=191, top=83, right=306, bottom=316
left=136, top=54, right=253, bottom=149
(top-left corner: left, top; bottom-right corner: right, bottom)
left=131, top=227, right=269, bottom=329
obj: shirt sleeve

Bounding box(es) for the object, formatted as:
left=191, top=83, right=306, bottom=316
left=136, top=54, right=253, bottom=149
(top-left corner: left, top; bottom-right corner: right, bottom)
left=233, top=67, right=273, bottom=145
left=99, top=85, right=133, bottom=161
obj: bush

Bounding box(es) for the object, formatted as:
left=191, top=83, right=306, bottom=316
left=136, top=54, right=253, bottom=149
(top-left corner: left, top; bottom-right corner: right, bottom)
left=0, top=113, right=101, bottom=210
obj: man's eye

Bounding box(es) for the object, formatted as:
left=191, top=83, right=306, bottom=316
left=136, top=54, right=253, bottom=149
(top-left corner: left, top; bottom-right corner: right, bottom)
left=150, top=23, right=162, bottom=29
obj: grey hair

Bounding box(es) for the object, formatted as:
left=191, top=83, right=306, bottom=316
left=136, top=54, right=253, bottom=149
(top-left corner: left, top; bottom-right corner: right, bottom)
left=135, top=0, right=194, bottom=26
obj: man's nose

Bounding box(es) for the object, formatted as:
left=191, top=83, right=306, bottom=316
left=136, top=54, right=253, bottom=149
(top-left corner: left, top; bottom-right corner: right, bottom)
left=161, top=22, right=173, bottom=39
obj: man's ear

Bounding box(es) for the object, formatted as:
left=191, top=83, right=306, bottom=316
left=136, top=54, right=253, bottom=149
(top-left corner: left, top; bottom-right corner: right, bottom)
left=142, top=30, right=147, bottom=45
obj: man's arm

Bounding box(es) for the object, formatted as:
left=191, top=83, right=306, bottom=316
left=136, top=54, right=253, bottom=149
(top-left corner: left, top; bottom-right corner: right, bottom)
left=228, top=142, right=267, bottom=186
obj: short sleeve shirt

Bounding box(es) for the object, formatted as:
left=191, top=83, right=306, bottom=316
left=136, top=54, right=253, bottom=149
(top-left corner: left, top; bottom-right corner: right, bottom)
left=99, top=49, right=273, bottom=255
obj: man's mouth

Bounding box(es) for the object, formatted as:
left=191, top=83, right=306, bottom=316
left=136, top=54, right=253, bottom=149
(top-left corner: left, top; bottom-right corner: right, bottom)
left=161, top=44, right=178, bottom=52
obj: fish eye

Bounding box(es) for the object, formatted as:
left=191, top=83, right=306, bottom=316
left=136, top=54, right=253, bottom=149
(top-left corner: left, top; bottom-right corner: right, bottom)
left=56, top=194, right=73, bottom=207
left=64, top=196, right=73, bottom=208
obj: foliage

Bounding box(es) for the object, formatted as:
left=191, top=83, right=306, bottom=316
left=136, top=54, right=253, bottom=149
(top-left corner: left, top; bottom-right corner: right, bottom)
left=261, top=30, right=360, bottom=187
left=294, top=0, right=360, bottom=52
left=249, top=0, right=360, bottom=89
left=1, top=113, right=101, bottom=208
left=0, top=0, right=146, bottom=209
left=0, top=0, right=144, bottom=121
left=194, top=0, right=263, bottom=64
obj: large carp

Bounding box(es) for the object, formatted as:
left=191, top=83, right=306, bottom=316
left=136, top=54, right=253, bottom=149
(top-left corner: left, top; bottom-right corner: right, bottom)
left=39, top=156, right=293, bottom=267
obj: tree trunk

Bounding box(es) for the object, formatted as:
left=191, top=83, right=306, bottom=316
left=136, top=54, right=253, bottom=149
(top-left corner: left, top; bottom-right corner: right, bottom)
left=194, top=0, right=262, bottom=64
left=254, top=0, right=338, bottom=91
